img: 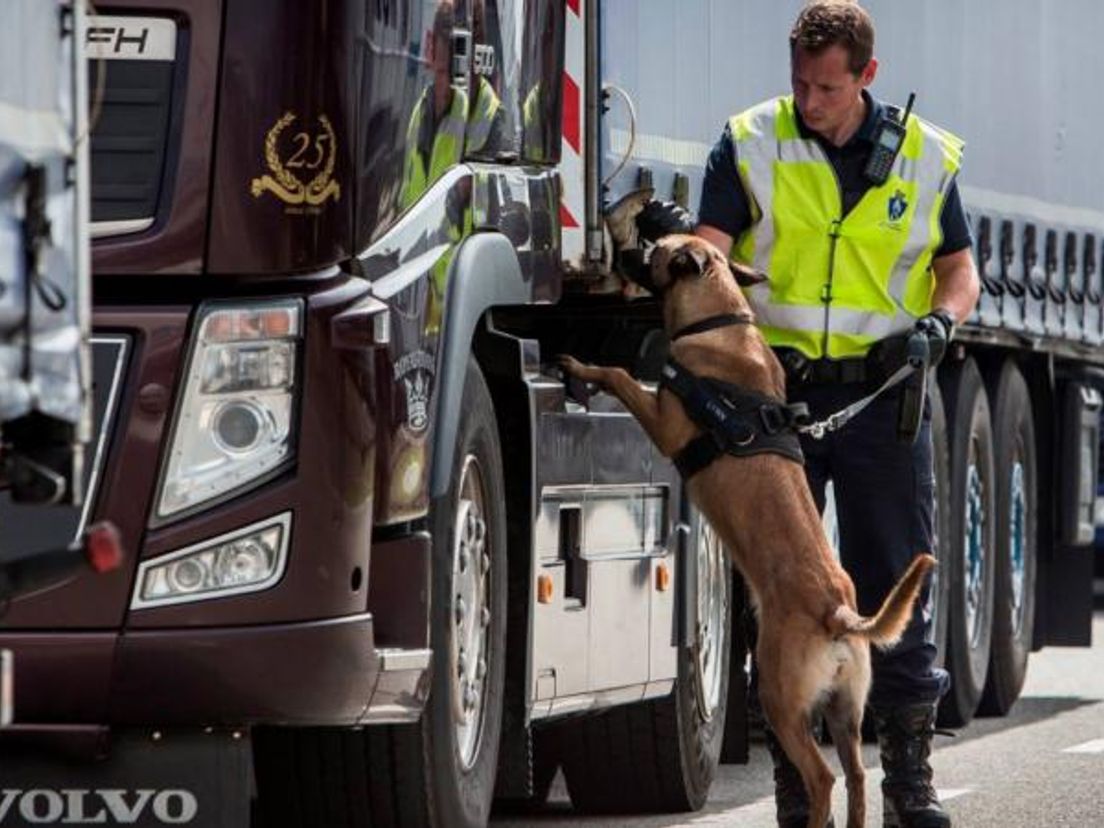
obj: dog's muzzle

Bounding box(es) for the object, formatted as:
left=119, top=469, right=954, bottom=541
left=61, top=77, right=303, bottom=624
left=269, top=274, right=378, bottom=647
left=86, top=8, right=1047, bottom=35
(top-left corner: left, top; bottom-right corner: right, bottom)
left=617, top=248, right=663, bottom=295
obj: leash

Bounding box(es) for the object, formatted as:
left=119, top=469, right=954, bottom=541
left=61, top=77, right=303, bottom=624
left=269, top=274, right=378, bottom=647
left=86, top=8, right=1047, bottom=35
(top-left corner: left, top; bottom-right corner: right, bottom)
left=798, top=327, right=935, bottom=441
left=796, top=362, right=920, bottom=440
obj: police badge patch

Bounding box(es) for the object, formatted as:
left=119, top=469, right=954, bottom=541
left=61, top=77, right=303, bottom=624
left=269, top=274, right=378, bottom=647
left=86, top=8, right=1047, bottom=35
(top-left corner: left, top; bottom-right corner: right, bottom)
left=888, top=189, right=909, bottom=223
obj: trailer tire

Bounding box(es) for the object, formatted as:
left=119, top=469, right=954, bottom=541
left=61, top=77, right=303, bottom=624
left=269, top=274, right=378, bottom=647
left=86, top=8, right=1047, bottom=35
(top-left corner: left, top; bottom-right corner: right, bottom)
left=252, top=360, right=507, bottom=828
left=928, top=378, right=952, bottom=671
left=978, top=361, right=1037, bottom=716
left=491, top=727, right=559, bottom=815
left=557, top=513, right=730, bottom=814
left=937, top=358, right=997, bottom=728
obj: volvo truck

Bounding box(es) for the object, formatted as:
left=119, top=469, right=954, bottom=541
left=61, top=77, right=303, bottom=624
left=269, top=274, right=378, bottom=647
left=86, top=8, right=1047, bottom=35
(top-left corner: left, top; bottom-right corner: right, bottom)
left=0, top=1, right=1100, bottom=826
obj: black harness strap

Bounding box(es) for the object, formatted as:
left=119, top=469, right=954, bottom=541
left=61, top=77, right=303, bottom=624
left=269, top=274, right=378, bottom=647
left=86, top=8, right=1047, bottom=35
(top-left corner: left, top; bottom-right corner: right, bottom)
left=660, top=358, right=808, bottom=479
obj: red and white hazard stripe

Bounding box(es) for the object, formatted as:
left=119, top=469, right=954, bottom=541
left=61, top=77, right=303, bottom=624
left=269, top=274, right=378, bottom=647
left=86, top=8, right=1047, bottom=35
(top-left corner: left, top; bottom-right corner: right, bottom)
left=558, top=0, right=586, bottom=265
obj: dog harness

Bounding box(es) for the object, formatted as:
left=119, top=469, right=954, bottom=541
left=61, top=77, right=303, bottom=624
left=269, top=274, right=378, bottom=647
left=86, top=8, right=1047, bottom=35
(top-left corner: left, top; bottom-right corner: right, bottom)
left=660, top=314, right=809, bottom=479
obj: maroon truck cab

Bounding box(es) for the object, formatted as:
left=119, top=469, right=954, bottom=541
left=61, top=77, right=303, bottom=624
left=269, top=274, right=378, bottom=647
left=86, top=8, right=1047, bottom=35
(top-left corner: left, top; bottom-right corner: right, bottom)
left=0, top=0, right=563, bottom=729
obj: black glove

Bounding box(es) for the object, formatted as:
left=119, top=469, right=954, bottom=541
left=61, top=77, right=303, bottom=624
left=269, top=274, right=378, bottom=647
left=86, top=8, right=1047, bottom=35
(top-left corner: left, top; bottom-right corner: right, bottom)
left=636, top=199, right=695, bottom=243
left=912, top=308, right=955, bottom=367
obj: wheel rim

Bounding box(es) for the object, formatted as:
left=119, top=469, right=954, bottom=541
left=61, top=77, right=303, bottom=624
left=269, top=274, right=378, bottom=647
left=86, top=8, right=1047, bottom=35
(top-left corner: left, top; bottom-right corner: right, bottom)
left=964, top=445, right=987, bottom=648
left=927, top=470, right=943, bottom=640
left=451, top=454, right=491, bottom=770
left=693, top=518, right=728, bottom=722
left=1009, top=456, right=1027, bottom=636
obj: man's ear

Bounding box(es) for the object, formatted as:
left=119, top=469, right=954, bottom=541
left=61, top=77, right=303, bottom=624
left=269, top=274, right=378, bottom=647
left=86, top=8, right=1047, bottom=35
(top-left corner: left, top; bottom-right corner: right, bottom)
left=729, top=260, right=769, bottom=288
left=669, top=244, right=710, bottom=278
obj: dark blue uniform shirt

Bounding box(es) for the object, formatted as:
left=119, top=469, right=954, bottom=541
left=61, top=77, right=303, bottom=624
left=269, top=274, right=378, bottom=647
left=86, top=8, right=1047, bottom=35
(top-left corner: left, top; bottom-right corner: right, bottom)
left=698, top=91, right=973, bottom=257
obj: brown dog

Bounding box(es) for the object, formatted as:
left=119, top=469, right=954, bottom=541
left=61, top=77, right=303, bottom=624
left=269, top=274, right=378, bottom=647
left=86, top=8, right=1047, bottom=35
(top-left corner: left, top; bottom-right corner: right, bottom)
left=560, top=234, right=935, bottom=828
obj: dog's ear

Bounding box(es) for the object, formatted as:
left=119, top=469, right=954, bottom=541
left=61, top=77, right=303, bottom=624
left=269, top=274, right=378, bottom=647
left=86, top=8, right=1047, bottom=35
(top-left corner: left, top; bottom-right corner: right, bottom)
left=729, top=260, right=770, bottom=288
left=668, top=243, right=710, bottom=279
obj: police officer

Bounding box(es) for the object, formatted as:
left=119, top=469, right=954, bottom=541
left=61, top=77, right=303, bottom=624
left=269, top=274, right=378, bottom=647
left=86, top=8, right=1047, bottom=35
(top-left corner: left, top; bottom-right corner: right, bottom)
left=399, top=0, right=502, bottom=211
left=646, top=2, right=979, bottom=826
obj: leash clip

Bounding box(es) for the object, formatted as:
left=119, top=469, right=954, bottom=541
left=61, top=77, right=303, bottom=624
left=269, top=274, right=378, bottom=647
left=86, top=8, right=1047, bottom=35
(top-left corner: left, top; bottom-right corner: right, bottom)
left=802, top=420, right=829, bottom=441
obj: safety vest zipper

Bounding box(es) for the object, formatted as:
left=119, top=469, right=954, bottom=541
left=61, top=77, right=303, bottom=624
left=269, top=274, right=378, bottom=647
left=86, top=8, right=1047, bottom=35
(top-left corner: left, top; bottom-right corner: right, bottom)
left=823, top=217, right=843, bottom=357
left=816, top=138, right=847, bottom=359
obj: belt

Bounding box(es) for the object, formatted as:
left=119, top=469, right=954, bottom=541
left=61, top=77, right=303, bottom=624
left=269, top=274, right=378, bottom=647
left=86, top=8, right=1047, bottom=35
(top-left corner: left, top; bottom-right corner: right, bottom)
left=776, top=349, right=874, bottom=386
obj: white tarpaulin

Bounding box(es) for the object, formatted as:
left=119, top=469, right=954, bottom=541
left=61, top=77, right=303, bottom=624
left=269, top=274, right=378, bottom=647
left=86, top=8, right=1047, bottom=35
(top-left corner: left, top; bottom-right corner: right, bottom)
left=0, top=0, right=88, bottom=429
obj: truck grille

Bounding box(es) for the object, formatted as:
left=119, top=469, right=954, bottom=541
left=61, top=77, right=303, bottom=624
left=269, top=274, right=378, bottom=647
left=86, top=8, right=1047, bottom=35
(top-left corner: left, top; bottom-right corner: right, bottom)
left=86, top=16, right=179, bottom=238
left=0, top=337, right=130, bottom=561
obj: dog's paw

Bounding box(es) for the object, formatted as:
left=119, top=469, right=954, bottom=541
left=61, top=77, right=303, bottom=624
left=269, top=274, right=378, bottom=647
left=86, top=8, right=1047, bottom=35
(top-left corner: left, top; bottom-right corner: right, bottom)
left=556, top=354, right=588, bottom=377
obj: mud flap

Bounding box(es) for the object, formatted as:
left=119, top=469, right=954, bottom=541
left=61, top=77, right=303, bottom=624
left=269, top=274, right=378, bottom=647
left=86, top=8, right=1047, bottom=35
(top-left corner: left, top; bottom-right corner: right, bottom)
left=0, top=730, right=250, bottom=827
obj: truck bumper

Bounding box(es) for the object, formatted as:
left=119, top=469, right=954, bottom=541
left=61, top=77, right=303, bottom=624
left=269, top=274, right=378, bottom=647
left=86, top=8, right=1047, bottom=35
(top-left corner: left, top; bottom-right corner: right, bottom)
left=1, top=613, right=430, bottom=729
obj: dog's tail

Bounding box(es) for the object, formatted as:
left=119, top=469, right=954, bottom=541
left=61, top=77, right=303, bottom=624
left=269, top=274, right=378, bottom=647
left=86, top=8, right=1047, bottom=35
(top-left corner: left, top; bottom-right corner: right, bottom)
left=826, top=553, right=937, bottom=650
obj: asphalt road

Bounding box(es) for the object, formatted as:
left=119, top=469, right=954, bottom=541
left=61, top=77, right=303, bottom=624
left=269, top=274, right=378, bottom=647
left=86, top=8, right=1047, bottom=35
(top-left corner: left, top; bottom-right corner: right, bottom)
left=495, top=588, right=1104, bottom=828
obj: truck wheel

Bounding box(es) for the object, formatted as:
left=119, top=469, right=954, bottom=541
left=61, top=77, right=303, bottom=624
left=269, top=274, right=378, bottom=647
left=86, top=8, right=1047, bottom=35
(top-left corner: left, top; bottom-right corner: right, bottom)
left=928, top=378, right=952, bottom=671
left=557, top=511, right=730, bottom=814
left=396, top=358, right=508, bottom=827
left=937, top=358, right=997, bottom=728
left=978, top=361, right=1037, bottom=716
left=252, top=360, right=507, bottom=828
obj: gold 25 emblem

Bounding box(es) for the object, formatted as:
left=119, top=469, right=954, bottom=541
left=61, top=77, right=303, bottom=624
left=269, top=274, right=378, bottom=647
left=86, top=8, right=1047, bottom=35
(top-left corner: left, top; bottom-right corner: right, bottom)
left=250, top=111, right=341, bottom=210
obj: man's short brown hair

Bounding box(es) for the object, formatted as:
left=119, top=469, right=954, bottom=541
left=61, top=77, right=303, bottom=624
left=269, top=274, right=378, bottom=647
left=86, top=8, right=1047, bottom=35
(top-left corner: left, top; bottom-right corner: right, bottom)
left=790, top=1, right=875, bottom=75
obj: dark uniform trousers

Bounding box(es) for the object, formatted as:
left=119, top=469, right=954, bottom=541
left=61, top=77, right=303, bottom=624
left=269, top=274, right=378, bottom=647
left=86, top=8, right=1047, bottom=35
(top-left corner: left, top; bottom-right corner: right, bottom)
left=790, top=379, right=951, bottom=709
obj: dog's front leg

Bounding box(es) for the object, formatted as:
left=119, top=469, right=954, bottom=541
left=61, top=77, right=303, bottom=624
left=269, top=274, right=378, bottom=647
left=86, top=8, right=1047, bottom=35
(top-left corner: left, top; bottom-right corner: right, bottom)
left=558, top=356, right=681, bottom=456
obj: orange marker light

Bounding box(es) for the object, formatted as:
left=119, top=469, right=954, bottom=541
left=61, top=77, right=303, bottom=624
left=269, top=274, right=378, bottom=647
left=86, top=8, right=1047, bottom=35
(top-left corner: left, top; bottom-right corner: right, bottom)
left=655, top=562, right=671, bottom=592
left=537, top=574, right=555, bottom=604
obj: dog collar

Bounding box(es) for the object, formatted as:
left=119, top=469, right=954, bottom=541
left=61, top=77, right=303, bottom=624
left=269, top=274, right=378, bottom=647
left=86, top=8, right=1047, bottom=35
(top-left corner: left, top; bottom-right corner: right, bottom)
left=670, top=313, right=754, bottom=342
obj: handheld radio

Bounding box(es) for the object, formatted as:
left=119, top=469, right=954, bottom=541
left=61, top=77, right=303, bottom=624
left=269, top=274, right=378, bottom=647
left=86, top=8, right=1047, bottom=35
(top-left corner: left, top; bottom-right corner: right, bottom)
left=864, top=92, right=915, bottom=185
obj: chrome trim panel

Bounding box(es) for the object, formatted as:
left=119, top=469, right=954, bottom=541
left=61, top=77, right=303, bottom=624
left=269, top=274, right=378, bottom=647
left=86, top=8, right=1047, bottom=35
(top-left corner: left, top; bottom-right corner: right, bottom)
left=536, top=484, right=670, bottom=562
left=529, top=679, right=676, bottom=721
left=85, top=16, right=178, bottom=62
left=90, top=218, right=155, bottom=239
left=75, top=335, right=130, bottom=540
left=378, top=647, right=432, bottom=672
left=0, top=649, right=11, bottom=727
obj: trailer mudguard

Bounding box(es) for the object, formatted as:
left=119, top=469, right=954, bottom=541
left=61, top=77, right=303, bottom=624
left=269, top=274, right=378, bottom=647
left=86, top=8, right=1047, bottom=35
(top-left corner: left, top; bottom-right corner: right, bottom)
left=430, top=232, right=529, bottom=498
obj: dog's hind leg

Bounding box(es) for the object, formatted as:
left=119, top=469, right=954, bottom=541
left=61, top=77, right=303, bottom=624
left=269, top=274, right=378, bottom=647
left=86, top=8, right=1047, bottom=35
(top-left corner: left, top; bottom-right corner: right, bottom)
left=761, top=700, right=836, bottom=828
left=824, top=688, right=867, bottom=828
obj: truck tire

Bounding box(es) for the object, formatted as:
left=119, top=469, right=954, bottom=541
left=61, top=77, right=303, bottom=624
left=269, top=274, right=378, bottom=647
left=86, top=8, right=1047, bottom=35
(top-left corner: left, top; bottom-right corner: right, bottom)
left=491, top=727, right=559, bottom=815
left=937, top=358, right=996, bottom=728
left=556, top=512, right=730, bottom=814
left=252, top=360, right=507, bottom=828
left=928, top=379, right=952, bottom=671
left=978, top=361, right=1037, bottom=716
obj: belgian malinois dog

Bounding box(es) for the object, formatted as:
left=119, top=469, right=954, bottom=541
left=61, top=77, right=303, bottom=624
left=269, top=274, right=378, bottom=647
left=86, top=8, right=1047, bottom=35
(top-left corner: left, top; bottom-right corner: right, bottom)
left=560, top=234, right=934, bottom=828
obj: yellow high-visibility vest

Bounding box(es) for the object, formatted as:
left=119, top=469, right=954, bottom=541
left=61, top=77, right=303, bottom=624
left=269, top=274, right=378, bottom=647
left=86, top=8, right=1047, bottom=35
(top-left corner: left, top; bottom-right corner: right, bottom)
left=399, top=78, right=500, bottom=210
left=729, top=96, right=964, bottom=359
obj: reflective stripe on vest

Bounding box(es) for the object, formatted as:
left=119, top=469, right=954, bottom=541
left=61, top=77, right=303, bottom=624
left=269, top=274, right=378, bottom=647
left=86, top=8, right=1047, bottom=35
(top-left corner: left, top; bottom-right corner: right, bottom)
left=730, top=96, right=964, bottom=359
left=400, top=87, right=469, bottom=210
left=466, top=77, right=501, bottom=155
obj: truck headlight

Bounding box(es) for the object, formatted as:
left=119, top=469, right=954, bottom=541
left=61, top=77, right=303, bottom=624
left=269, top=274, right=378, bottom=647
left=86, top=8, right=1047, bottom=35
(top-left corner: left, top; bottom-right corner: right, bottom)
left=155, top=301, right=301, bottom=520
left=132, top=513, right=291, bottom=608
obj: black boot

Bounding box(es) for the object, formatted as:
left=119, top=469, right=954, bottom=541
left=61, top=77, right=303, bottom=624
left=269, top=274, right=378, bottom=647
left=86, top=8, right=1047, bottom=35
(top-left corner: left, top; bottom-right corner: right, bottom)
left=874, top=703, right=951, bottom=828
left=764, top=727, right=835, bottom=828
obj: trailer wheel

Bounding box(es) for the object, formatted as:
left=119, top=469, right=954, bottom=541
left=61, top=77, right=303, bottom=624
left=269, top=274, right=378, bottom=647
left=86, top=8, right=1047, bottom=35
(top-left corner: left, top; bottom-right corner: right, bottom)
left=978, top=361, right=1037, bottom=716
left=928, top=378, right=952, bottom=671
left=491, top=727, right=559, bottom=815
left=252, top=360, right=507, bottom=828
left=937, top=358, right=997, bottom=728
left=557, top=511, right=730, bottom=814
